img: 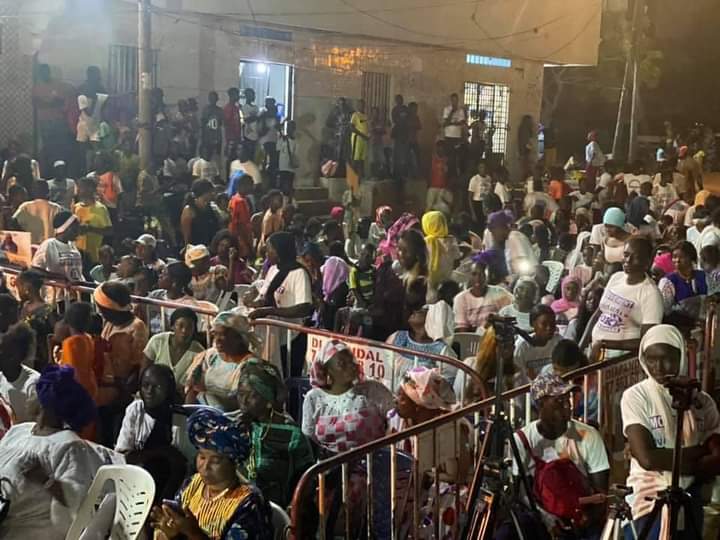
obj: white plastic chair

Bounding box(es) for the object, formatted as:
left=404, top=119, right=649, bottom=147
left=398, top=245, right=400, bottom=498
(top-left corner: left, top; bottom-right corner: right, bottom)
left=542, top=260, right=565, bottom=294
left=452, top=332, right=482, bottom=360
left=270, top=502, right=291, bottom=540
left=65, top=465, right=155, bottom=540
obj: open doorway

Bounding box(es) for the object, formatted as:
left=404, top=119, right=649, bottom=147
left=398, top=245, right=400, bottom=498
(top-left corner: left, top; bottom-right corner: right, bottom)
left=238, top=60, right=294, bottom=119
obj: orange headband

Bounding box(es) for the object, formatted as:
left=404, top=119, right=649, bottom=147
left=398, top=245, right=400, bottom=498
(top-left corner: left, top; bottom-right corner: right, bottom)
left=93, top=286, right=132, bottom=312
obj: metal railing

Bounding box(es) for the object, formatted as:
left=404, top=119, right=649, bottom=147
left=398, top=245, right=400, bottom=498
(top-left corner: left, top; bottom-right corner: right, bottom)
left=289, top=353, right=636, bottom=540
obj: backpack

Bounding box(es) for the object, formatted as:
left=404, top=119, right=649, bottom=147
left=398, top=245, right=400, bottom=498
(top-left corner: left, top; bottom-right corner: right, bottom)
left=516, top=429, right=592, bottom=522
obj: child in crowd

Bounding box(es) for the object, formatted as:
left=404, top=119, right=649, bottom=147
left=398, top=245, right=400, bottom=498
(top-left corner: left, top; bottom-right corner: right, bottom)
left=258, top=189, right=284, bottom=255
left=228, top=174, right=255, bottom=257
left=369, top=205, right=392, bottom=247
left=349, top=243, right=376, bottom=309
left=427, top=141, right=453, bottom=215
left=569, top=177, right=595, bottom=212
left=513, top=304, right=561, bottom=382
left=111, top=254, right=143, bottom=292
left=652, top=166, right=679, bottom=215
left=547, top=166, right=570, bottom=201
left=90, top=244, right=116, bottom=283
left=468, top=160, right=492, bottom=226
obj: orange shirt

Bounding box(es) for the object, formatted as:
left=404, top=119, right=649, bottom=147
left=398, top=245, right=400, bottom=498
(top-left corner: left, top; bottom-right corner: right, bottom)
left=548, top=179, right=570, bottom=201
left=61, top=334, right=98, bottom=401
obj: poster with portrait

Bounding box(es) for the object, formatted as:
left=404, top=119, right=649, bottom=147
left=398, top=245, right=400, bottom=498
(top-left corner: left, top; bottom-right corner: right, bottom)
left=0, top=230, right=31, bottom=268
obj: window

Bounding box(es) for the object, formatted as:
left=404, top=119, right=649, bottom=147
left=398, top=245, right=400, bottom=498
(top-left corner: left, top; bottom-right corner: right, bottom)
left=108, top=45, right=158, bottom=94
left=361, top=71, right=391, bottom=121
left=466, top=54, right=511, bottom=68
left=464, top=82, right=511, bottom=155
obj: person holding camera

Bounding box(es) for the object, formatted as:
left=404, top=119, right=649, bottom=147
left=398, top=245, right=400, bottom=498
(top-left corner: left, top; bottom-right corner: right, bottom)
left=621, top=324, right=720, bottom=538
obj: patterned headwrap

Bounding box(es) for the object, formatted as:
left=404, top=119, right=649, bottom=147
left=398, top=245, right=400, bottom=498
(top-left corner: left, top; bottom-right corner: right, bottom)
left=36, top=365, right=96, bottom=432
left=375, top=205, right=392, bottom=226
left=309, top=339, right=357, bottom=388
left=400, top=366, right=456, bottom=411
left=321, top=256, right=350, bottom=302
left=377, top=213, right=419, bottom=261
left=213, top=310, right=262, bottom=351
left=239, top=358, right=287, bottom=410
left=188, top=408, right=251, bottom=464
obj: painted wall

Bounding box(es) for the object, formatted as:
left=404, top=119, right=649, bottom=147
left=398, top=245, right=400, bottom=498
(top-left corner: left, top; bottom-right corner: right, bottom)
left=20, top=1, right=543, bottom=182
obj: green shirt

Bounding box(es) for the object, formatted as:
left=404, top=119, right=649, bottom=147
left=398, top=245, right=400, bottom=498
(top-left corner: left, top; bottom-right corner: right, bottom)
left=242, top=419, right=316, bottom=508
left=349, top=266, right=375, bottom=304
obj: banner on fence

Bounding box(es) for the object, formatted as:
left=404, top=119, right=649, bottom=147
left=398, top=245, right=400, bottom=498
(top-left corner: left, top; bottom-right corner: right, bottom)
left=305, top=333, right=393, bottom=387
left=600, top=355, right=643, bottom=454
left=0, top=230, right=31, bottom=268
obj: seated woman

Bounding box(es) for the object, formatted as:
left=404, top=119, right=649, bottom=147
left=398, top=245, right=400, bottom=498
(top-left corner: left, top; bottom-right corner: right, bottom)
left=550, top=275, right=582, bottom=323
left=302, top=339, right=394, bottom=456
left=591, top=237, right=664, bottom=360
left=116, top=364, right=187, bottom=501
left=589, top=206, right=631, bottom=265
left=235, top=359, right=315, bottom=509
left=499, top=277, right=538, bottom=332
left=386, top=285, right=458, bottom=389
left=150, top=408, right=273, bottom=540
left=0, top=365, right=103, bottom=539
left=422, top=211, right=462, bottom=301
left=658, top=241, right=707, bottom=323
left=185, top=311, right=262, bottom=411
left=143, top=307, right=205, bottom=387
left=622, top=325, right=720, bottom=538
left=453, top=259, right=513, bottom=333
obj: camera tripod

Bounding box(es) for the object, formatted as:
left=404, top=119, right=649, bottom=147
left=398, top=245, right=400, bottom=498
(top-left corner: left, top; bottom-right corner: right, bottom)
left=463, top=316, right=546, bottom=540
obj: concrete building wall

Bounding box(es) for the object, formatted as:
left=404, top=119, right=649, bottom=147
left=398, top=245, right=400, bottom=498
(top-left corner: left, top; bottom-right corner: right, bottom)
left=22, top=1, right=543, bottom=182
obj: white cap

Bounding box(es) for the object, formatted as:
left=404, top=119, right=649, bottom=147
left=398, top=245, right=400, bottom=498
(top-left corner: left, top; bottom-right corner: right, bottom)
left=184, top=244, right=210, bottom=268
left=53, top=160, right=66, bottom=168
left=134, top=233, right=157, bottom=248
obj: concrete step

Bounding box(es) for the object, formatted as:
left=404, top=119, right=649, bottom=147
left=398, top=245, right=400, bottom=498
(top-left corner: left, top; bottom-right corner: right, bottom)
left=294, top=186, right=329, bottom=201
left=296, top=199, right=334, bottom=218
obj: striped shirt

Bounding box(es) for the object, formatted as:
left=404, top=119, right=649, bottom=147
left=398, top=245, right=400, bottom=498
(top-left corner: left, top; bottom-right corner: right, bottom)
left=349, top=266, right=375, bottom=304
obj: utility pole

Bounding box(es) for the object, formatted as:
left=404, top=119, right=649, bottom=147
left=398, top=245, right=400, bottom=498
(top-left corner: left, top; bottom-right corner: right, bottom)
left=627, top=0, right=644, bottom=162
left=138, top=0, right=152, bottom=171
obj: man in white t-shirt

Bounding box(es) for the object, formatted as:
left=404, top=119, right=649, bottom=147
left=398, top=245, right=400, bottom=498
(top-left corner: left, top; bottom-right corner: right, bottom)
left=12, top=180, right=62, bottom=244
left=0, top=322, right=41, bottom=421
left=31, top=211, right=84, bottom=282
left=467, top=161, right=493, bottom=223
left=513, top=373, right=609, bottom=529
left=229, top=144, right=263, bottom=187
left=591, top=237, right=663, bottom=359
left=47, top=160, right=77, bottom=210
left=442, top=93, right=466, bottom=140
left=241, top=88, right=260, bottom=155
left=453, top=261, right=513, bottom=332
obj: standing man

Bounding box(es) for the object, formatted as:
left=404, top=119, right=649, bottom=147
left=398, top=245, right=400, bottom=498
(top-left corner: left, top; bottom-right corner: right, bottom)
left=441, top=93, right=467, bottom=181
left=259, top=97, right=280, bottom=183
left=241, top=88, right=260, bottom=158
left=32, top=64, right=73, bottom=175
left=391, top=94, right=410, bottom=181
left=224, top=88, right=243, bottom=178
left=585, top=129, right=606, bottom=183
left=47, top=160, right=76, bottom=210
left=677, top=145, right=703, bottom=199
left=200, top=91, right=223, bottom=167
left=350, top=99, right=369, bottom=177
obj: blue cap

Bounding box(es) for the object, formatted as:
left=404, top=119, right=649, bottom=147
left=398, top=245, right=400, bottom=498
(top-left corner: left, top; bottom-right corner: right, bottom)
left=603, top=207, right=626, bottom=228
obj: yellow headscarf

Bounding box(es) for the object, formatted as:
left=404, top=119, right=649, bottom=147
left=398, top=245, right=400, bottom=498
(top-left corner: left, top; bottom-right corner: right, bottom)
left=695, top=190, right=711, bottom=207
left=421, top=211, right=448, bottom=287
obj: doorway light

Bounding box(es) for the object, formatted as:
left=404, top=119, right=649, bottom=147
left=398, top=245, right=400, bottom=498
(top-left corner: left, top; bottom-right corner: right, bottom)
left=256, top=63, right=268, bottom=74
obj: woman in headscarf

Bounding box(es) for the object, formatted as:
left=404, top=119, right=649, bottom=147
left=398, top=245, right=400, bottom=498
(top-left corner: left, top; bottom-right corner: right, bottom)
left=185, top=311, right=262, bottom=411
left=376, top=212, right=419, bottom=264
left=94, top=281, right=150, bottom=446
left=621, top=325, right=720, bottom=539
left=421, top=211, right=462, bottom=300
left=550, top=275, right=582, bottom=322
left=369, top=205, right=392, bottom=247
left=0, top=365, right=104, bottom=539
left=589, top=206, right=631, bottom=265
left=150, top=408, right=274, bottom=540
left=389, top=367, right=472, bottom=538
left=319, top=255, right=349, bottom=330
left=302, top=339, right=394, bottom=455
left=248, top=231, right=313, bottom=378
left=235, top=359, right=315, bottom=509
left=658, top=240, right=707, bottom=321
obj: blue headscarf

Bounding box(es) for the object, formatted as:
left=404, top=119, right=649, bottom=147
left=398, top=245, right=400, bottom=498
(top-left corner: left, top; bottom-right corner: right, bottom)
left=187, top=408, right=251, bottom=464
left=36, top=365, right=96, bottom=432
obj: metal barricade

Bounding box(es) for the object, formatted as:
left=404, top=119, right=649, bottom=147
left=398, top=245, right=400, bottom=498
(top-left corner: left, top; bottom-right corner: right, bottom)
left=289, top=353, right=635, bottom=540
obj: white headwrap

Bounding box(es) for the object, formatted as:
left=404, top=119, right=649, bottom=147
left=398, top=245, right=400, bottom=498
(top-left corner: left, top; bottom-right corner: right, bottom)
left=424, top=301, right=454, bottom=341
left=566, top=231, right=591, bottom=271
left=634, top=325, right=699, bottom=532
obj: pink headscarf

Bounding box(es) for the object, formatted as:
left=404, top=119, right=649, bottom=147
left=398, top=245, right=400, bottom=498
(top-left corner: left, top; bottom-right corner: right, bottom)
left=550, top=275, right=582, bottom=315
left=321, top=256, right=349, bottom=302
left=653, top=252, right=675, bottom=275
left=375, top=205, right=392, bottom=226
left=377, top=212, right=419, bottom=262
left=309, top=339, right=359, bottom=388
left=400, top=366, right=456, bottom=410
left=330, top=206, right=344, bottom=221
